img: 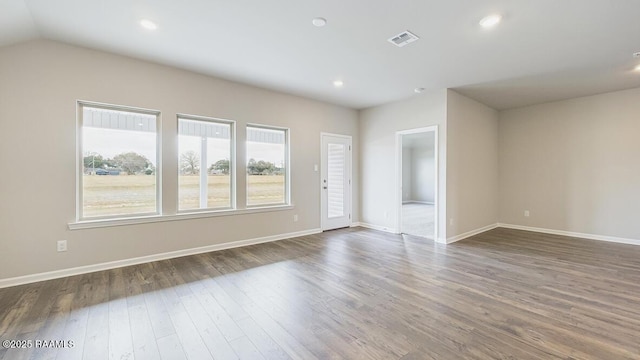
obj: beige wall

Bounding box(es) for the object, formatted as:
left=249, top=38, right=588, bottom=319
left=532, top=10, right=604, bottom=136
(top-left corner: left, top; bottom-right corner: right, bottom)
left=359, top=89, right=499, bottom=242
left=499, top=87, right=640, bottom=240
left=401, top=139, right=436, bottom=203
left=401, top=147, right=412, bottom=202
left=4, top=39, right=635, bottom=281
left=401, top=143, right=436, bottom=203
left=446, top=90, right=499, bottom=239
left=410, top=143, right=436, bottom=203
left=0, top=40, right=358, bottom=279
left=359, top=89, right=448, bottom=240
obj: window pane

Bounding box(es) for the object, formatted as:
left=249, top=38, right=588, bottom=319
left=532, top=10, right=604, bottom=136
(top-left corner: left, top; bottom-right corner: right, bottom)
left=327, top=143, right=345, bottom=218
left=81, top=106, right=158, bottom=218
left=247, top=126, right=287, bottom=206
left=178, top=118, right=232, bottom=210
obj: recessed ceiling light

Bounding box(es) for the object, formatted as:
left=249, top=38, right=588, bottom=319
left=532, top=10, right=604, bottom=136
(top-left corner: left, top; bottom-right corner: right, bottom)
left=333, top=80, right=344, bottom=88
left=479, top=14, right=502, bottom=28
left=312, top=17, right=327, bottom=27
left=140, top=19, right=158, bottom=30
left=414, top=87, right=425, bottom=94
left=634, top=52, right=640, bottom=58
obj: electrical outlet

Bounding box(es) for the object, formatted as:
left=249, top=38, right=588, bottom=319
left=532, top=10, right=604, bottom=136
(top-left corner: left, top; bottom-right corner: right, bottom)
left=314, top=164, right=318, bottom=172
left=384, top=211, right=388, bottom=219
left=524, top=210, right=530, bottom=217
left=293, top=214, right=299, bottom=222
left=449, top=218, right=454, bottom=226
left=57, top=240, right=67, bottom=252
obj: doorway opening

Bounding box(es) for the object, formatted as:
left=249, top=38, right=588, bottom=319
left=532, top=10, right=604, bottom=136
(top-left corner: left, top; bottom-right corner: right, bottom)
left=397, top=127, right=438, bottom=239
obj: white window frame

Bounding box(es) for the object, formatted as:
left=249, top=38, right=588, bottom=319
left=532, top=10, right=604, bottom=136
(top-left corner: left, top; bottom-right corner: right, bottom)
left=246, top=124, right=291, bottom=207
left=177, top=114, right=236, bottom=213
left=76, top=100, right=162, bottom=221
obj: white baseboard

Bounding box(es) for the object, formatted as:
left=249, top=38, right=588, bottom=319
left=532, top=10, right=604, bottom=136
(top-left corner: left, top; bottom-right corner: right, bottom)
left=497, top=223, right=640, bottom=246
left=358, top=222, right=399, bottom=234
left=446, top=223, right=499, bottom=244
left=350, top=222, right=361, bottom=227
left=0, top=228, right=322, bottom=289
left=434, top=236, right=447, bottom=244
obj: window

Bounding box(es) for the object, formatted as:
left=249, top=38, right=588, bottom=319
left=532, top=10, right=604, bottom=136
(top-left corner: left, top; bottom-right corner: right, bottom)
left=178, top=115, right=234, bottom=211
left=246, top=125, right=289, bottom=206
left=78, top=102, right=160, bottom=219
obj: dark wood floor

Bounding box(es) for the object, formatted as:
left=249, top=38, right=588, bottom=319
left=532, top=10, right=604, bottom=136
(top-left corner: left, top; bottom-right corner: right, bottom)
left=1, top=227, right=640, bottom=360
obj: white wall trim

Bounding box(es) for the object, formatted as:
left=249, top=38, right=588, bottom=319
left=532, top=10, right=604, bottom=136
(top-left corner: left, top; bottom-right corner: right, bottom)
left=350, top=222, right=361, bottom=227
left=396, top=125, right=440, bottom=242
left=358, top=222, right=399, bottom=234
left=498, top=223, right=640, bottom=246
left=68, top=205, right=294, bottom=230
left=0, top=228, right=321, bottom=289
left=446, top=223, right=499, bottom=244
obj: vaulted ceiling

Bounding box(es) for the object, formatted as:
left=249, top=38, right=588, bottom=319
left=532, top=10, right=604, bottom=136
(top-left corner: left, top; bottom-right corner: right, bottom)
left=2, top=0, right=640, bottom=110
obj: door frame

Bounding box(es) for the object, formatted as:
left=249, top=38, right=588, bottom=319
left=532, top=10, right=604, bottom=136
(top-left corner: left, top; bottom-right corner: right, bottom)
left=396, top=126, right=439, bottom=239
left=320, top=132, right=353, bottom=231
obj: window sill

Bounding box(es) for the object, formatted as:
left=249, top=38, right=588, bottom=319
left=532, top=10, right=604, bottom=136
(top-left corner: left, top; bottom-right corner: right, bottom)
left=68, top=205, right=294, bottom=230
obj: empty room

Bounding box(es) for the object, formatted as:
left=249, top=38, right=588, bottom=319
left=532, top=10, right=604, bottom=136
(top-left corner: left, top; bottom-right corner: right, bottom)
left=1, top=1, right=640, bottom=359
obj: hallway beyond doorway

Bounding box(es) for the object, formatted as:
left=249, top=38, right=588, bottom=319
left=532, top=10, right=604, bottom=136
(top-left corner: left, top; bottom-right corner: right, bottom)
left=401, top=203, right=434, bottom=238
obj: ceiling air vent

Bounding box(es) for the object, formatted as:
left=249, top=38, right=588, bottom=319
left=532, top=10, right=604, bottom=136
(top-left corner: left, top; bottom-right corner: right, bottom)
left=388, top=31, right=419, bottom=47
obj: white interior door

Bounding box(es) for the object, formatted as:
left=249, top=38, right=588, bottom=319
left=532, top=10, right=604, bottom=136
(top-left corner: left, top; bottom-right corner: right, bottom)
left=321, top=134, right=352, bottom=231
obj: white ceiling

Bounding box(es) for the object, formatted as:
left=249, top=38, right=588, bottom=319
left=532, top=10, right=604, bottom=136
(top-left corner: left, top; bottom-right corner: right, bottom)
left=2, top=0, right=640, bottom=110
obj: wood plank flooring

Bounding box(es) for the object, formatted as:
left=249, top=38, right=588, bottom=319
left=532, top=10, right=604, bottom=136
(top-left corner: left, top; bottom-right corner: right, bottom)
left=1, top=227, right=640, bottom=359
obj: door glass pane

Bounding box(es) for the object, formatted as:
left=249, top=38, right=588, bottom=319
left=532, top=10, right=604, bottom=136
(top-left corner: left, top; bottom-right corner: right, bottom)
left=327, top=143, right=345, bottom=218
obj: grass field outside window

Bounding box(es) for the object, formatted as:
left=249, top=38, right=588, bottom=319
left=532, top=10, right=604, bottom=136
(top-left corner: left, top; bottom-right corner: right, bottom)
left=83, top=174, right=285, bottom=216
